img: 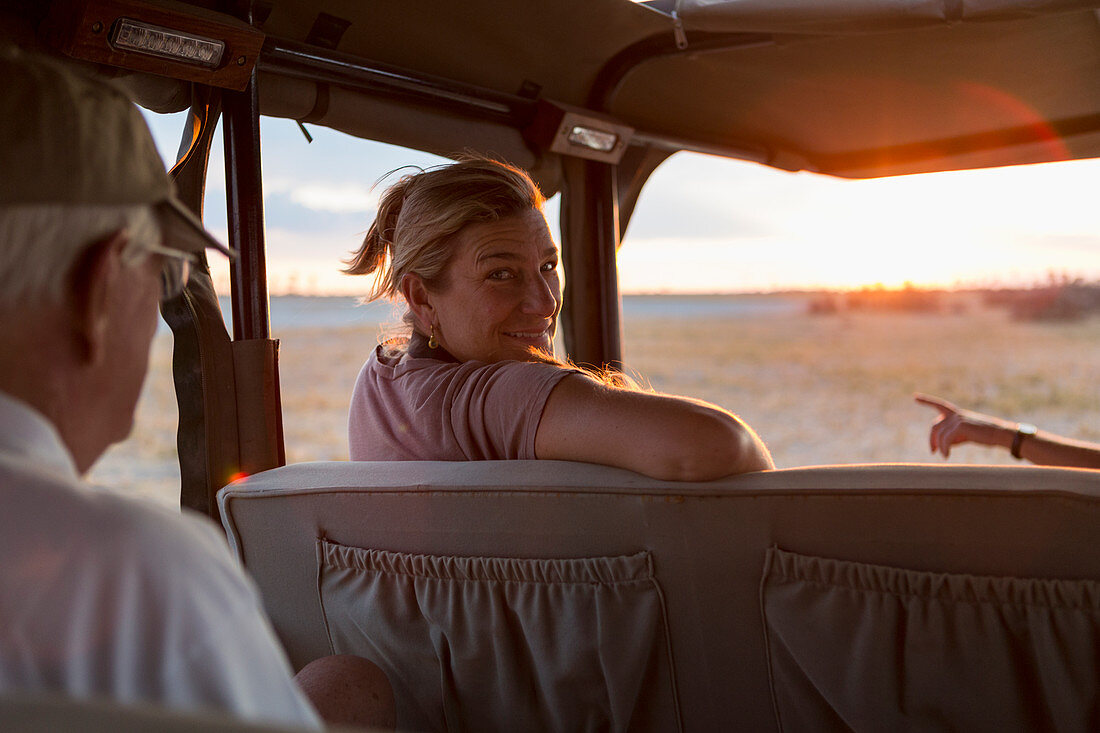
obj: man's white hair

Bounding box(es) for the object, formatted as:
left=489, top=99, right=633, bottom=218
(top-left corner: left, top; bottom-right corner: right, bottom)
left=0, top=204, right=160, bottom=308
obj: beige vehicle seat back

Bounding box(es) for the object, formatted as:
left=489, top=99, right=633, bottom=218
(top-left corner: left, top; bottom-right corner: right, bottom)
left=219, top=460, right=1100, bottom=732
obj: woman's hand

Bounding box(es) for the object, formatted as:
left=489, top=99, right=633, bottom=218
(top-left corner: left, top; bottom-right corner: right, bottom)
left=914, top=393, right=1016, bottom=459
left=915, top=393, right=1100, bottom=468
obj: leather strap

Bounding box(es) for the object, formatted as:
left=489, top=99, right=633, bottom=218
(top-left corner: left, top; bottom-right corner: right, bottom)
left=1011, top=423, right=1037, bottom=460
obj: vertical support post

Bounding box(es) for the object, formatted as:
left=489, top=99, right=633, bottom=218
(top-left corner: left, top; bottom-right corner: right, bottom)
left=223, top=5, right=269, bottom=341
left=559, top=157, right=624, bottom=370
left=219, top=0, right=286, bottom=475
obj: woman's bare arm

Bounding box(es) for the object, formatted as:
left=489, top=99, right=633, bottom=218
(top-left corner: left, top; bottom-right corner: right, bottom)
left=535, top=373, right=773, bottom=481
left=915, top=393, right=1100, bottom=469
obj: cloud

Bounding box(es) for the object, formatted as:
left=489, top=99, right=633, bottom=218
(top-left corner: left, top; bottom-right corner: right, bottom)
left=265, top=178, right=380, bottom=215
left=290, top=184, right=377, bottom=213
left=625, top=154, right=811, bottom=240
left=626, top=192, right=774, bottom=239
left=247, top=178, right=379, bottom=233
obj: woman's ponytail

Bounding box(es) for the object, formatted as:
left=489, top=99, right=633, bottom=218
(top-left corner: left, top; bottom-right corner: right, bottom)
left=342, top=175, right=413, bottom=300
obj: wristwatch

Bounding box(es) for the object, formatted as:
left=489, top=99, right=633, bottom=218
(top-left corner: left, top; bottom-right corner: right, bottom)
left=1011, top=423, right=1038, bottom=460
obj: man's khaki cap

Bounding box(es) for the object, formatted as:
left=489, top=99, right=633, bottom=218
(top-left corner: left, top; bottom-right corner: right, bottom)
left=0, top=44, right=229, bottom=257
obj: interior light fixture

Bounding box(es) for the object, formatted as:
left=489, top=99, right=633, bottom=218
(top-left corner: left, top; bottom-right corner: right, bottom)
left=567, top=125, right=620, bottom=154
left=41, top=0, right=264, bottom=90
left=109, top=18, right=225, bottom=68
left=523, top=99, right=633, bottom=164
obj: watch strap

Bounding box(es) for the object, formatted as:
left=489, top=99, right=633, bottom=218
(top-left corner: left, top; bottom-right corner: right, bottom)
left=1011, top=423, right=1037, bottom=460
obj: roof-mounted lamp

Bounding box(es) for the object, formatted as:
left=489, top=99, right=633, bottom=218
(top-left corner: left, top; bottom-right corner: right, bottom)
left=524, top=99, right=634, bottom=164
left=40, top=0, right=264, bottom=90
left=109, top=18, right=224, bottom=68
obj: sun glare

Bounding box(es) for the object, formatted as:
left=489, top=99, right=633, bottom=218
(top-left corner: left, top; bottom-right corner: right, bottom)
left=618, top=153, right=1100, bottom=293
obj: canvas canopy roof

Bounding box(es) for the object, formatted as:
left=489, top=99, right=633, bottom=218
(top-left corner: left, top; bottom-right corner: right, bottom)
left=244, top=0, right=1100, bottom=184
left=678, top=0, right=1099, bottom=33
left=7, top=0, right=1100, bottom=184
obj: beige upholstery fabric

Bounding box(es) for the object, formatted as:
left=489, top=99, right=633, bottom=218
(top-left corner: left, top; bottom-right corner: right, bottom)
left=761, top=547, right=1100, bottom=732
left=218, top=460, right=1100, bottom=731
left=317, top=541, right=679, bottom=732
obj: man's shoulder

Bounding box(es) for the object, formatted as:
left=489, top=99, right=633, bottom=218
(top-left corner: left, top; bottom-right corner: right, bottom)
left=101, top=491, right=231, bottom=566
left=89, top=490, right=248, bottom=597
left=0, top=464, right=317, bottom=727
left=2, top=461, right=241, bottom=593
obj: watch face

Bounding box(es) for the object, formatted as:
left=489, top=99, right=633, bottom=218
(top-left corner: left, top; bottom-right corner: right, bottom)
left=1018, top=423, right=1038, bottom=436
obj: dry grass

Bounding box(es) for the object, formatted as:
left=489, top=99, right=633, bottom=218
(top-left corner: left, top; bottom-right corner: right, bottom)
left=624, top=298, right=1100, bottom=466
left=89, top=296, right=1100, bottom=504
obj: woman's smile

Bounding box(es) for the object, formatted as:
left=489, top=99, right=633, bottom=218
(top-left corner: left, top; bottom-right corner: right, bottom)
left=501, top=326, right=554, bottom=354
left=503, top=327, right=551, bottom=340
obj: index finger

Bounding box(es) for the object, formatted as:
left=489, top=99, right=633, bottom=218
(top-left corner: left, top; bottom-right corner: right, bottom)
left=914, top=393, right=958, bottom=414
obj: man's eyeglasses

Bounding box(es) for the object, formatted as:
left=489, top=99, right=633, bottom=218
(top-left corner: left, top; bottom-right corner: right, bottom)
left=143, top=243, right=198, bottom=301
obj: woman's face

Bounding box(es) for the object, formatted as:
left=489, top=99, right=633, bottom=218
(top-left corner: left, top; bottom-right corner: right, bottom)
left=425, top=208, right=562, bottom=363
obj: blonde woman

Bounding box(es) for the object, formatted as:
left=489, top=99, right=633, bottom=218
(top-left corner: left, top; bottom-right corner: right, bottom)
left=345, top=157, right=772, bottom=480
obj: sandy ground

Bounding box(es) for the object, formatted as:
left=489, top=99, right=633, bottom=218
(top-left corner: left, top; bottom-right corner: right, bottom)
left=88, top=298, right=1100, bottom=506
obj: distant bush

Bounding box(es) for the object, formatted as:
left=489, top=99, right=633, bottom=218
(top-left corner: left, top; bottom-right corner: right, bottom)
left=808, top=285, right=945, bottom=315
left=807, top=295, right=840, bottom=314
left=845, top=286, right=944, bottom=313
left=982, top=280, right=1100, bottom=322
left=808, top=280, right=1100, bottom=321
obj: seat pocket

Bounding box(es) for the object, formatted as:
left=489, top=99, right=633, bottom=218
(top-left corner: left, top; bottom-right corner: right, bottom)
left=761, top=546, right=1100, bottom=733
left=317, top=539, right=680, bottom=733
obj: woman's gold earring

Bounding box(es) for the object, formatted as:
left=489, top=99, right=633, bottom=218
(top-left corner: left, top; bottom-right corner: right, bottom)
left=428, top=325, right=439, bottom=350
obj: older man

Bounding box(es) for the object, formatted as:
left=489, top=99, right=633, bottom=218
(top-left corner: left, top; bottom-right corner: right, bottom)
left=0, top=47, right=391, bottom=728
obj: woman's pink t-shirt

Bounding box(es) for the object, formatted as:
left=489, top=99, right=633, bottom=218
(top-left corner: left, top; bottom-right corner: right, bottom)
left=348, top=345, right=578, bottom=461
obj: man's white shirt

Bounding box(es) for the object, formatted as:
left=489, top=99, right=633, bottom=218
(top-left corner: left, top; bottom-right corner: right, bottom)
left=0, top=391, right=320, bottom=727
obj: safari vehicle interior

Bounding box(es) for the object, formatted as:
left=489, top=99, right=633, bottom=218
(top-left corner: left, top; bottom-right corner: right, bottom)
left=4, top=0, right=1100, bottom=730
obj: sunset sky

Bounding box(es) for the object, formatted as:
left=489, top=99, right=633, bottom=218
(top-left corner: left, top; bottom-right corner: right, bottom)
left=145, top=112, right=1100, bottom=296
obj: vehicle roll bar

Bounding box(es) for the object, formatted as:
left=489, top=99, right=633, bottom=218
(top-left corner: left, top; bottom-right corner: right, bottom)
left=256, top=35, right=768, bottom=166
left=259, top=37, right=534, bottom=127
